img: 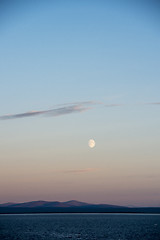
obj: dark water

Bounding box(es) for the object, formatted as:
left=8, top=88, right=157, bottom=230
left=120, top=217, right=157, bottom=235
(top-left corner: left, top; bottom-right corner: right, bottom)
left=0, top=213, right=160, bottom=240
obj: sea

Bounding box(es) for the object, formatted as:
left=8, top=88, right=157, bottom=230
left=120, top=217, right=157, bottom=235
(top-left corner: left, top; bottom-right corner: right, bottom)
left=0, top=213, right=160, bottom=240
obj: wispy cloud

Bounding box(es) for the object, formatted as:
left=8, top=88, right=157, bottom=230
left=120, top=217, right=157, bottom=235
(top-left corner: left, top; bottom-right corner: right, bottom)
left=0, top=102, right=93, bottom=120
left=1, top=100, right=160, bottom=121
left=105, top=102, right=160, bottom=107
left=105, top=104, right=125, bottom=107
left=0, top=110, right=44, bottom=120
left=60, top=168, right=99, bottom=174
left=126, top=174, right=159, bottom=179
left=145, top=102, right=160, bottom=105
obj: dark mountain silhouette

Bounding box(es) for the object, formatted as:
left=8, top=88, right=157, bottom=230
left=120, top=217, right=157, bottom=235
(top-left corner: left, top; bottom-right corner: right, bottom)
left=1, top=201, right=160, bottom=214
left=0, top=200, right=126, bottom=208
left=0, top=202, right=16, bottom=207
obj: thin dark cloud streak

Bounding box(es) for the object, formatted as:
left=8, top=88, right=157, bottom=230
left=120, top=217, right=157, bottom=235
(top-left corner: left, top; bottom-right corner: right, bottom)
left=51, top=101, right=96, bottom=107
left=105, top=102, right=160, bottom=107
left=0, top=111, right=44, bottom=120
left=1, top=101, right=160, bottom=121
left=0, top=102, right=92, bottom=120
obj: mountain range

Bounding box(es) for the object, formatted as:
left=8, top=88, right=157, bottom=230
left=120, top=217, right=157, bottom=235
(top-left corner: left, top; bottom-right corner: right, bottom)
left=1, top=201, right=160, bottom=214
left=0, top=200, right=126, bottom=208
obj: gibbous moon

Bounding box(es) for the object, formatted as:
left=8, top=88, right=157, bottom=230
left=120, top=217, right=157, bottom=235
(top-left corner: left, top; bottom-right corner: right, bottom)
left=88, top=139, right=96, bottom=148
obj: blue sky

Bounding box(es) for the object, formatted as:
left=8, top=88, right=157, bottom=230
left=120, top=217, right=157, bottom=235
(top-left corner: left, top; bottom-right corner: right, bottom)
left=0, top=0, right=160, bottom=206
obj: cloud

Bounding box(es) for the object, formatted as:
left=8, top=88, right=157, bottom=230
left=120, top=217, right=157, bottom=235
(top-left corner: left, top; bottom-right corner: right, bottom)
left=145, top=102, right=160, bottom=105
left=105, top=102, right=160, bottom=107
left=0, top=102, right=93, bottom=120
left=61, top=168, right=99, bottom=174
left=1, top=100, right=160, bottom=121
left=126, top=174, right=159, bottom=179
left=105, top=104, right=124, bottom=107
left=0, top=110, right=44, bottom=120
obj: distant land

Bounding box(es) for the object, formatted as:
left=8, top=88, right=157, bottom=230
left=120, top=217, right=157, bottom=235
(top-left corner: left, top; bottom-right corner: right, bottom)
left=0, top=200, right=126, bottom=208
left=0, top=200, right=160, bottom=214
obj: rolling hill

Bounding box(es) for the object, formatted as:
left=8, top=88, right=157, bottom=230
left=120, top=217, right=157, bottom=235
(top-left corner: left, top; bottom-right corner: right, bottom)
left=0, top=200, right=125, bottom=208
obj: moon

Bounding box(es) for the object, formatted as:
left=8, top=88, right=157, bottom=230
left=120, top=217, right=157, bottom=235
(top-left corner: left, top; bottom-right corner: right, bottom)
left=88, top=139, right=96, bottom=148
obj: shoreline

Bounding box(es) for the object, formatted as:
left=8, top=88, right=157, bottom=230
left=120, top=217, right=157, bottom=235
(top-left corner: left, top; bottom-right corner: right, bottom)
left=1, top=207, right=160, bottom=215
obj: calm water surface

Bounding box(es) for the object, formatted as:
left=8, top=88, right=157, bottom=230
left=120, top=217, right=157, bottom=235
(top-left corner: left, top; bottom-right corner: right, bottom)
left=0, top=213, right=160, bottom=240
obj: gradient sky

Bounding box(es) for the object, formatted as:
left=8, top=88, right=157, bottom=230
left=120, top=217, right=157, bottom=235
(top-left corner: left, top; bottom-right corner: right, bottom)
left=0, top=0, right=160, bottom=207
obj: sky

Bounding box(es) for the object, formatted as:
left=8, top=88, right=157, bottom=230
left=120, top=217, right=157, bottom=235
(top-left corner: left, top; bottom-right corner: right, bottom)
left=0, top=0, right=160, bottom=207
